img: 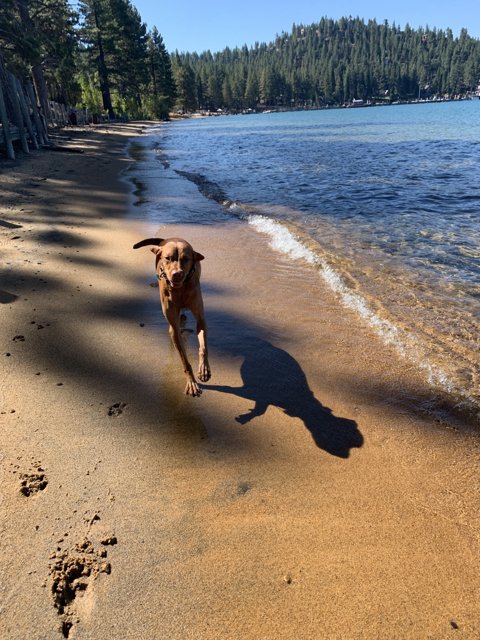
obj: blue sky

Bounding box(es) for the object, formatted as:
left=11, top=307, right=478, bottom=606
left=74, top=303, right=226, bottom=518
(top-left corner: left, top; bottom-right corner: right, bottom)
left=129, top=0, right=479, bottom=53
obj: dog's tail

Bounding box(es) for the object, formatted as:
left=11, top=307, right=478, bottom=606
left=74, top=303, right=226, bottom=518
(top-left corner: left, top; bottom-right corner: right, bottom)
left=133, top=238, right=164, bottom=249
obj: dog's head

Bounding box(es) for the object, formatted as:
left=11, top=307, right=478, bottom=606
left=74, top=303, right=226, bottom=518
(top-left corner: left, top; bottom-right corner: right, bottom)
left=133, top=237, right=204, bottom=288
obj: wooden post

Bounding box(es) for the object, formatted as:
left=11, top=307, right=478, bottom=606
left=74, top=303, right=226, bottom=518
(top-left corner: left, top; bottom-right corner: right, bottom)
left=49, top=100, right=58, bottom=126
left=60, top=103, right=68, bottom=124
left=0, top=72, right=15, bottom=160
left=16, top=77, right=39, bottom=149
left=26, top=81, right=48, bottom=144
left=8, top=72, right=29, bottom=153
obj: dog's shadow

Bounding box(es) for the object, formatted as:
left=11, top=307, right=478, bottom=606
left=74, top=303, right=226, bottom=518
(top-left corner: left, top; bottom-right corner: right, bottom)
left=205, top=327, right=363, bottom=458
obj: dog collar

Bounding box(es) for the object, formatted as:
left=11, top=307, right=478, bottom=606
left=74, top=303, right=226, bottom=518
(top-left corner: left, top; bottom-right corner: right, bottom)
left=157, top=269, right=168, bottom=282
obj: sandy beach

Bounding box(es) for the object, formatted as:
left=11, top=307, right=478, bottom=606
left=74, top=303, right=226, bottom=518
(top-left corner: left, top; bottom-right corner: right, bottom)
left=1, top=123, right=480, bottom=639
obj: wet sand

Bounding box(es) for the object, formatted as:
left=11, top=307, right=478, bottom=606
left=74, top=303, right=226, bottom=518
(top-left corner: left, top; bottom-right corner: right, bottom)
left=1, top=123, right=480, bottom=639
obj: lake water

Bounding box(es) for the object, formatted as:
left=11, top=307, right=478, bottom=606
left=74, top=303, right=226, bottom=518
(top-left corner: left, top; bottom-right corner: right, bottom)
left=126, top=101, right=480, bottom=421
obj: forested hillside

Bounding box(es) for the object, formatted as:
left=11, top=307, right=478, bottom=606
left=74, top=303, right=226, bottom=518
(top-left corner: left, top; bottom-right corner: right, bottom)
left=1, top=2, right=479, bottom=119
left=175, top=17, right=480, bottom=111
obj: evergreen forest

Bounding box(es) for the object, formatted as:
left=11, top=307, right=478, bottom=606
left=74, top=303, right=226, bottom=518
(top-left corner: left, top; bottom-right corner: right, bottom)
left=1, top=1, right=479, bottom=120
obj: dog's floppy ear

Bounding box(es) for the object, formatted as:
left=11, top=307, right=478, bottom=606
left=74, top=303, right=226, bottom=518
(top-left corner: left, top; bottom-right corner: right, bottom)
left=194, top=251, right=204, bottom=262
left=133, top=238, right=164, bottom=250
left=150, top=247, right=162, bottom=256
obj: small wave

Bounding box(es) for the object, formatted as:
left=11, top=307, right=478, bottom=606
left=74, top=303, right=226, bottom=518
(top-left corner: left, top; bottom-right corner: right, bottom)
left=248, top=214, right=472, bottom=408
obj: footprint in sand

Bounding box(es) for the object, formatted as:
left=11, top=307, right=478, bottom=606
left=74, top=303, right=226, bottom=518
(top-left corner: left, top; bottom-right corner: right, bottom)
left=20, top=471, right=48, bottom=496
left=50, top=537, right=113, bottom=638
left=107, top=403, right=127, bottom=417
left=14, top=459, right=48, bottom=496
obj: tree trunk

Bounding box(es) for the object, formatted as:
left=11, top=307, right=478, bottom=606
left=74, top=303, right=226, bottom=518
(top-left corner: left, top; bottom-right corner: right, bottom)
left=16, top=0, right=51, bottom=120
left=93, top=3, right=115, bottom=119
left=150, top=54, right=158, bottom=97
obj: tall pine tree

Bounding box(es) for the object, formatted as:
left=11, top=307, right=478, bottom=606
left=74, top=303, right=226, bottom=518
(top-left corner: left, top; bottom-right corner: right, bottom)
left=78, top=0, right=148, bottom=118
left=146, top=27, right=176, bottom=119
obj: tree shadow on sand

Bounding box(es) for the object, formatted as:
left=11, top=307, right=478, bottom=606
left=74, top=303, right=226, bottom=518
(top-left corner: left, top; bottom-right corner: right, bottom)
left=204, top=315, right=363, bottom=458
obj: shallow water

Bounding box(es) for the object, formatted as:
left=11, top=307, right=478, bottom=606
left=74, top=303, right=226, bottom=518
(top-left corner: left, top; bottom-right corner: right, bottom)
left=125, top=102, right=480, bottom=420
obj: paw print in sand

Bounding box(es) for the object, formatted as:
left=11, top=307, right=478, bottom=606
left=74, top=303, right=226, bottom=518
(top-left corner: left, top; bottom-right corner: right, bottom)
left=107, top=403, right=127, bottom=417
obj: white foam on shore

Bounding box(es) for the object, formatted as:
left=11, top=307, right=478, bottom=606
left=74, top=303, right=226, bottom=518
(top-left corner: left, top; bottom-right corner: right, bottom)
left=248, top=214, right=461, bottom=398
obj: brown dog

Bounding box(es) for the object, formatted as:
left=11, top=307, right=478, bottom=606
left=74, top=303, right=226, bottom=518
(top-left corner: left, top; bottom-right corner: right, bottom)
left=133, top=237, right=211, bottom=397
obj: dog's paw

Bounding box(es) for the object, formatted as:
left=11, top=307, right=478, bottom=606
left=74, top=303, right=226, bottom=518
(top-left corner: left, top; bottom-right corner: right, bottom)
left=185, top=379, right=202, bottom=397
left=198, top=362, right=211, bottom=383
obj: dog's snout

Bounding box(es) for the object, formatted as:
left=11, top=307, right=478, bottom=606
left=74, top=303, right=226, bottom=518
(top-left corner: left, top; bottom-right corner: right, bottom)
left=170, top=268, right=185, bottom=287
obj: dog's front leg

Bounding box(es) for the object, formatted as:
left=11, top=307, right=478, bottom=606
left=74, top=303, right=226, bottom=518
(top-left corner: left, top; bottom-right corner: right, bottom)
left=197, top=325, right=211, bottom=383
left=192, top=307, right=211, bottom=383
left=168, top=323, right=201, bottom=397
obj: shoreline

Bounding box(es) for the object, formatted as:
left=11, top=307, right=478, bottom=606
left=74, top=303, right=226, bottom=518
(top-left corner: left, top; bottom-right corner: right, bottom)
left=128, top=119, right=480, bottom=430
left=1, top=124, right=480, bottom=638
left=177, top=93, right=479, bottom=118
left=246, top=214, right=479, bottom=428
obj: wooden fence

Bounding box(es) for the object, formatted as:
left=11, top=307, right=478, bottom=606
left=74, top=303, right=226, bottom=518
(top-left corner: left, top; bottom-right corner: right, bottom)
left=0, top=58, right=88, bottom=161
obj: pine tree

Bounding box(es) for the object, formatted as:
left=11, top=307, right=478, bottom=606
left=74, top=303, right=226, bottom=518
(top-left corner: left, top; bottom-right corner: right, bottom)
left=109, top=0, right=148, bottom=114
left=78, top=0, right=116, bottom=117
left=245, top=67, right=259, bottom=108
left=172, top=54, right=197, bottom=112
left=78, top=0, right=148, bottom=118
left=146, top=27, right=176, bottom=119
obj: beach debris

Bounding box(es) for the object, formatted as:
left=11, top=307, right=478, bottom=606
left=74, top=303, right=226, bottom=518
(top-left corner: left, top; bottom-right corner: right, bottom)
left=41, top=143, right=85, bottom=154
left=89, top=513, right=101, bottom=525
